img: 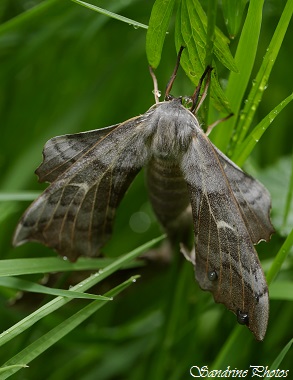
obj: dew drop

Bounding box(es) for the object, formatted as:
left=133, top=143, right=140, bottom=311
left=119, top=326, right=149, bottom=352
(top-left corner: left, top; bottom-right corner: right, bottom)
left=152, top=89, right=161, bottom=98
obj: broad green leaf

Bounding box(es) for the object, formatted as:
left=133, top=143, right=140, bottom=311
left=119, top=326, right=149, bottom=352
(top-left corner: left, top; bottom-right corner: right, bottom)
left=221, top=0, right=249, bottom=38
left=0, top=276, right=111, bottom=300
left=0, top=276, right=138, bottom=379
left=204, top=0, right=217, bottom=68
left=175, top=0, right=232, bottom=113
left=190, top=0, right=237, bottom=73
left=146, top=0, right=176, bottom=68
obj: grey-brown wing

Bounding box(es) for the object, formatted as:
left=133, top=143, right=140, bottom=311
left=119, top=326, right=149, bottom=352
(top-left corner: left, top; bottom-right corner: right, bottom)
left=36, top=125, right=118, bottom=183
left=13, top=116, right=149, bottom=260
left=215, top=146, right=274, bottom=244
left=181, top=133, right=270, bottom=341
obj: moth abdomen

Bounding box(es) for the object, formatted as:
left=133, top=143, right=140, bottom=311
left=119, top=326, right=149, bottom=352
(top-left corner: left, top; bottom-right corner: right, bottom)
left=146, top=157, right=192, bottom=242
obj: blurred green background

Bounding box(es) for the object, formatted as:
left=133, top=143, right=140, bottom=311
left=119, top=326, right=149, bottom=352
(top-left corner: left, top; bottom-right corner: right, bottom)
left=0, top=0, right=292, bottom=379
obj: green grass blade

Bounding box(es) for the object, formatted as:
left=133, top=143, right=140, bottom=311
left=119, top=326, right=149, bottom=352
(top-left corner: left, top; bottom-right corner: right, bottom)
left=232, top=93, right=293, bottom=166
left=0, top=0, right=59, bottom=37
left=210, top=326, right=244, bottom=369
left=146, top=0, right=176, bottom=68
left=0, top=277, right=111, bottom=300
left=221, top=0, right=248, bottom=38
left=269, top=282, right=293, bottom=301
left=283, top=151, right=293, bottom=228
left=0, top=192, right=40, bottom=201
left=0, top=276, right=138, bottom=379
left=233, top=0, right=293, bottom=152
left=0, top=257, right=142, bottom=277
left=265, top=338, right=293, bottom=377
left=70, top=0, right=148, bottom=30
left=0, top=235, right=165, bottom=348
left=211, top=0, right=264, bottom=151
left=266, top=228, right=293, bottom=285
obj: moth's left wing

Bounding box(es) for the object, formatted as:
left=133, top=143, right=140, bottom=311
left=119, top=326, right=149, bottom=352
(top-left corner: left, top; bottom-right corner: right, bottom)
left=13, top=116, right=149, bottom=260
left=181, top=133, right=269, bottom=341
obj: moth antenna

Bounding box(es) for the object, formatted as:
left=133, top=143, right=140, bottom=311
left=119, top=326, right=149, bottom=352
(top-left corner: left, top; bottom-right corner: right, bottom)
left=149, top=66, right=160, bottom=104
left=165, top=46, right=185, bottom=99
left=191, top=66, right=213, bottom=113
left=206, top=113, right=234, bottom=135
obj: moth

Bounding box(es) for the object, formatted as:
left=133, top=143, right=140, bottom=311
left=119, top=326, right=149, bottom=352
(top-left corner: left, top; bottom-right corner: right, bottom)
left=13, top=47, right=274, bottom=341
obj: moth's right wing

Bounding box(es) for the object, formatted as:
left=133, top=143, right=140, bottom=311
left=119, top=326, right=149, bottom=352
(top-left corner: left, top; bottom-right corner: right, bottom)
left=214, top=146, right=274, bottom=244
left=13, top=116, right=150, bottom=260
left=181, top=132, right=270, bottom=341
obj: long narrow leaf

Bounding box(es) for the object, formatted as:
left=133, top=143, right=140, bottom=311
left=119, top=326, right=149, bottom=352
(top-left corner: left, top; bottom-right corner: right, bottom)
left=0, top=235, right=165, bottom=348
left=269, top=282, right=293, bottom=301
left=70, top=0, right=148, bottom=29
left=211, top=0, right=264, bottom=151
left=266, top=228, right=293, bottom=285
left=265, top=338, right=293, bottom=376
left=0, top=276, right=139, bottom=378
left=232, top=93, right=293, bottom=166
left=0, top=277, right=111, bottom=300
left=0, top=257, right=142, bottom=277
left=233, top=0, right=293, bottom=151
left=0, top=192, right=40, bottom=201
left=221, top=0, right=249, bottom=38
left=283, top=152, right=293, bottom=228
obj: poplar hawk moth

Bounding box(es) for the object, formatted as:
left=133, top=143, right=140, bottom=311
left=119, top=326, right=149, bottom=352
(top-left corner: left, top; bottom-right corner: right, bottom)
left=13, top=47, right=274, bottom=341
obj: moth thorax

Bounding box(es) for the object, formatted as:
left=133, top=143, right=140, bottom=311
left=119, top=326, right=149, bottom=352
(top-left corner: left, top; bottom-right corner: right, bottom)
left=148, top=103, right=195, bottom=158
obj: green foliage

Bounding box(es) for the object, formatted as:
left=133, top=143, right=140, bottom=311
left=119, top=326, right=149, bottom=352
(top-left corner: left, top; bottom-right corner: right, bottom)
left=0, top=0, right=292, bottom=379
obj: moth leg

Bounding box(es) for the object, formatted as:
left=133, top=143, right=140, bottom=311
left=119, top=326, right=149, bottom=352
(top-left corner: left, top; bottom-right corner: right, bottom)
left=205, top=113, right=234, bottom=136
left=180, top=243, right=195, bottom=264
left=191, top=66, right=213, bottom=113
left=164, top=46, right=185, bottom=98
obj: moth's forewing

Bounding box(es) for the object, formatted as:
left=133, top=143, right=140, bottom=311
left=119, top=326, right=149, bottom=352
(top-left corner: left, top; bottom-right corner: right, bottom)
left=13, top=116, right=149, bottom=260
left=181, top=127, right=272, bottom=341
